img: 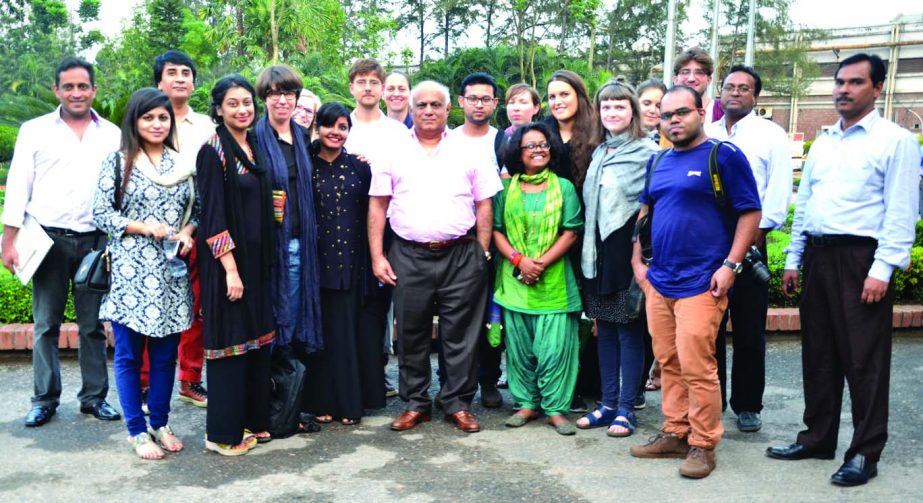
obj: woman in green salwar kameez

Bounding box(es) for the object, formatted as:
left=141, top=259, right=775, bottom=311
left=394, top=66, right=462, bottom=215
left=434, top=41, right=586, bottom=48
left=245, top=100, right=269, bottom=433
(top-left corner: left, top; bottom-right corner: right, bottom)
left=492, top=122, right=584, bottom=435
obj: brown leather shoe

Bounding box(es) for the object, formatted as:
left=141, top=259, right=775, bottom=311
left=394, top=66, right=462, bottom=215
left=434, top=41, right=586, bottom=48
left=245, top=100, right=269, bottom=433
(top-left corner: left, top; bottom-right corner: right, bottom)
left=445, top=410, right=481, bottom=433
left=390, top=410, right=431, bottom=431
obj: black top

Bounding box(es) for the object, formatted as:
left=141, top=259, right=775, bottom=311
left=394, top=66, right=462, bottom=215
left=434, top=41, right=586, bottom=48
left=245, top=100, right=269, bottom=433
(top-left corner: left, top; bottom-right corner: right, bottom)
left=582, top=213, right=637, bottom=297
left=272, top=129, right=301, bottom=238
left=311, top=149, right=372, bottom=290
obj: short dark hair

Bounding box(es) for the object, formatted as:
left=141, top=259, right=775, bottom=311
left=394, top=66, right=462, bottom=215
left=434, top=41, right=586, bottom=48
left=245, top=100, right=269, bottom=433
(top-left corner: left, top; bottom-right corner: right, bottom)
left=255, top=64, right=303, bottom=101
left=459, top=72, right=498, bottom=98
left=314, top=102, right=352, bottom=129
left=153, top=50, right=197, bottom=85
left=836, top=53, right=886, bottom=86
left=673, top=47, right=714, bottom=77
left=55, top=57, right=95, bottom=86
left=209, top=74, right=259, bottom=125
left=724, top=64, right=763, bottom=97
left=665, top=85, right=703, bottom=109
left=348, top=58, right=385, bottom=83
left=503, top=122, right=563, bottom=177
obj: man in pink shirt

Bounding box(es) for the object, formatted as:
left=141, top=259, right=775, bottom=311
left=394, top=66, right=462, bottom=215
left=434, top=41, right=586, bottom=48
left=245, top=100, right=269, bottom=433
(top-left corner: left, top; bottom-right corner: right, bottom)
left=369, top=80, right=502, bottom=433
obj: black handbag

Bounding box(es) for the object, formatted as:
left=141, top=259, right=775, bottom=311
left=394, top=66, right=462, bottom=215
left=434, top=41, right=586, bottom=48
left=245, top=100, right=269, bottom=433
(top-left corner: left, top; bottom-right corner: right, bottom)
left=75, top=155, right=121, bottom=293
left=267, top=345, right=308, bottom=439
left=74, top=246, right=111, bottom=293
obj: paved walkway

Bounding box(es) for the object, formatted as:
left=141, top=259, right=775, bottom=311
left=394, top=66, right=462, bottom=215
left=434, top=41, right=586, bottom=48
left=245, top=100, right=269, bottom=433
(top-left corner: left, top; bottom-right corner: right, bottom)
left=1, top=335, right=922, bottom=501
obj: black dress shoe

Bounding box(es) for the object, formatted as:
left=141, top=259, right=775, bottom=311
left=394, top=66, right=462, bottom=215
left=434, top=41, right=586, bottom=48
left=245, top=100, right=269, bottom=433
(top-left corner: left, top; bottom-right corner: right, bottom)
left=766, top=443, right=836, bottom=460
left=80, top=400, right=121, bottom=421
left=25, top=405, right=56, bottom=427
left=480, top=384, right=502, bottom=408
left=831, top=454, right=878, bottom=487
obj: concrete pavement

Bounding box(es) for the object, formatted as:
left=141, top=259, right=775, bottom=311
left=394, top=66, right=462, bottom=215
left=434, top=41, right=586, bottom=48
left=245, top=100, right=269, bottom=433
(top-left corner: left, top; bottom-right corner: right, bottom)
left=1, top=335, right=921, bottom=502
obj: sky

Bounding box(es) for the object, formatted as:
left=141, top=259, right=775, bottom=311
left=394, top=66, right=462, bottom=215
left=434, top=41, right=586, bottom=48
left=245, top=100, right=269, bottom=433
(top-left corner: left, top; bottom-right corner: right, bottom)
left=71, top=0, right=920, bottom=48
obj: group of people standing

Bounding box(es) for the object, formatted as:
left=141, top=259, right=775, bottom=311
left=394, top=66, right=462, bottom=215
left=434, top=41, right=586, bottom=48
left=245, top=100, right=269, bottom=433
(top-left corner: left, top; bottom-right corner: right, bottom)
left=2, top=45, right=919, bottom=488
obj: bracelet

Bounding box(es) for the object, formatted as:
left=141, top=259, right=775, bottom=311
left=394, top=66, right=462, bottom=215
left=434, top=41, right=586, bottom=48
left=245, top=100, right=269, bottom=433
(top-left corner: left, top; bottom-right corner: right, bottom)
left=510, top=251, right=523, bottom=267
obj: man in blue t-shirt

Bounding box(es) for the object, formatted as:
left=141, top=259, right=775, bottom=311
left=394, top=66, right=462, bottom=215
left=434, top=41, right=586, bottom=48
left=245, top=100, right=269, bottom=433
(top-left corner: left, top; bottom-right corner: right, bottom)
left=629, top=85, right=761, bottom=479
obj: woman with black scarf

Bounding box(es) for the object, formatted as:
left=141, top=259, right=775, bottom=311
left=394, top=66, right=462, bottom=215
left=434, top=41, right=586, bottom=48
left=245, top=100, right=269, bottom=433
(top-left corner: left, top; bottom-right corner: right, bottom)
left=196, top=74, right=276, bottom=456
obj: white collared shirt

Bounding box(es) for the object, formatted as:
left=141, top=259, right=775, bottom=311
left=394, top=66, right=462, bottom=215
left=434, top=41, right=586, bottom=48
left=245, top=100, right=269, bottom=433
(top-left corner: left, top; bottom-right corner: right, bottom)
left=784, top=109, right=921, bottom=281
left=2, top=107, right=121, bottom=232
left=175, top=109, right=215, bottom=157
left=706, top=112, right=793, bottom=230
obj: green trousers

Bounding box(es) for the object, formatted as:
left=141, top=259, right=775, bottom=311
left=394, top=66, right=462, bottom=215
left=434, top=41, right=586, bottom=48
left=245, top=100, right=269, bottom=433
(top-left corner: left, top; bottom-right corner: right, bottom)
left=503, top=310, right=579, bottom=416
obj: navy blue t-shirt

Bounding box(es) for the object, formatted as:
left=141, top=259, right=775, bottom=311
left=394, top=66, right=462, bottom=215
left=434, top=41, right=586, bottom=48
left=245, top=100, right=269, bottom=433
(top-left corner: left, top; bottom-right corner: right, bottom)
left=640, top=139, right=760, bottom=298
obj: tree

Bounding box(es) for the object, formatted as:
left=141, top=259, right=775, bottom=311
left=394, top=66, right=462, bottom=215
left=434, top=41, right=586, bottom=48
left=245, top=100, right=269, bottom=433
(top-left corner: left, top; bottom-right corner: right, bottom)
left=595, top=0, right=687, bottom=84
left=339, top=0, right=397, bottom=61
left=432, top=0, right=474, bottom=56
left=396, top=0, right=430, bottom=66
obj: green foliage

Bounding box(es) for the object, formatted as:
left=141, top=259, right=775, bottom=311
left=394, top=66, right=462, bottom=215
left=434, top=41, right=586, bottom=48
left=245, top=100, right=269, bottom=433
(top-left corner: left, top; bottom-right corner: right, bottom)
left=893, top=247, right=923, bottom=302
left=766, top=230, right=798, bottom=307
left=0, top=125, right=18, bottom=161
left=915, top=219, right=923, bottom=248
left=802, top=139, right=813, bottom=156
left=0, top=268, right=76, bottom=323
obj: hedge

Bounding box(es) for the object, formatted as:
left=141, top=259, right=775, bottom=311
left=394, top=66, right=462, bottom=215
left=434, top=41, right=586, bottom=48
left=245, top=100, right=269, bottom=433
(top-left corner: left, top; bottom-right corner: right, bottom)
left=0, top=268, right=75, bottom=324
left=0, top=125, right=17, bottom=162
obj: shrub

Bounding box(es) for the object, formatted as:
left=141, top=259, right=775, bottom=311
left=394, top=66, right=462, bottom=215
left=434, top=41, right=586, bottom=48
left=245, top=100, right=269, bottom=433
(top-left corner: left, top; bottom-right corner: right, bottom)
left=0, top=166, right=8, bottom=186
left=0, top=268, right=76, bottom=323
left=914, top=219, right=923, bottom=248
left=0, top=125, right=17, bottom=162
left=766, top=230, right=799, bottom=307
left=802, top=139, right=813, bottom=157
left=894, top=247, right=923, bottom=301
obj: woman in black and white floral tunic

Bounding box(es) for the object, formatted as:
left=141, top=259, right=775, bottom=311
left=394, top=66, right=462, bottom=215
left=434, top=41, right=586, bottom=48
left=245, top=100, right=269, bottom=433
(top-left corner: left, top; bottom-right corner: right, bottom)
left=93, top=88, right=197, bottom=460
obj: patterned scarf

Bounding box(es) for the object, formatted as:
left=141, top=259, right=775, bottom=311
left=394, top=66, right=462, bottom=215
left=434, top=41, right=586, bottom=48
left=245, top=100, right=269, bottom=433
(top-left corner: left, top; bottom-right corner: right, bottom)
left=504, top=169, right=562, bottom=257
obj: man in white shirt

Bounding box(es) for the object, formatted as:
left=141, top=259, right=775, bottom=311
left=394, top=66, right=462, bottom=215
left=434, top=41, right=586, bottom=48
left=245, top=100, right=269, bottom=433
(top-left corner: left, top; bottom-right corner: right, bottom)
left=342, top=58, right=409, bottom=399
left=151, top=49, right=215, bottom=408
left=767, top=53, right=920, bottom=487
left=705, top=65, right=793, bottom=433
left=448, top=72, right=505, bottom=408
left=1, top=57, right=122, bottom=427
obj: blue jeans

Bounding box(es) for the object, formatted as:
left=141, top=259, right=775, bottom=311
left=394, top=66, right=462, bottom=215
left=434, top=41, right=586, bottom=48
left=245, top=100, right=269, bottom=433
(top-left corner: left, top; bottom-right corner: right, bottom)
left=112, top=323, right=179, bottom=436
left=288, top=239, right=302, bottom=337
left=597, top=319, right=644, bottom=413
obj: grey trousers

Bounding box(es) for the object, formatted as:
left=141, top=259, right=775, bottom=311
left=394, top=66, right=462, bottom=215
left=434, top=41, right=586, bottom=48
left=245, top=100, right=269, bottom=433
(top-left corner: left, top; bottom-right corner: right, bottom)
left=31, top=231, right=109, bottom=408
left=390, top=238, right=488, bottom=415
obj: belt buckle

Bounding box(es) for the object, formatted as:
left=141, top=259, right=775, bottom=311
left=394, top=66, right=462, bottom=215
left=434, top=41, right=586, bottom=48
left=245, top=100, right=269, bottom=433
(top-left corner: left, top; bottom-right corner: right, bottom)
left=426, top=241, right=442, bottom=251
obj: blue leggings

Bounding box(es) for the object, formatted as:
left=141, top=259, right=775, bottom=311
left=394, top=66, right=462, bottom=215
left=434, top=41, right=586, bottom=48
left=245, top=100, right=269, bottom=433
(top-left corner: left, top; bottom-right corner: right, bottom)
left=112, top=322, right=179, bottom=436
left=596, top=319, right=644, bottom=413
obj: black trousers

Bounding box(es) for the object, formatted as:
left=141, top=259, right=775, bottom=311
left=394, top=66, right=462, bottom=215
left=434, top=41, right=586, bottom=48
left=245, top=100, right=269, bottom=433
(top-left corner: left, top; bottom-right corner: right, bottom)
left=796, top=242, right=893, bottom=463
left=390, top=239, right=488, bottom=415
left=206, top=345, right=271, bottom=445
left=716, top=243, right=768, bottom=414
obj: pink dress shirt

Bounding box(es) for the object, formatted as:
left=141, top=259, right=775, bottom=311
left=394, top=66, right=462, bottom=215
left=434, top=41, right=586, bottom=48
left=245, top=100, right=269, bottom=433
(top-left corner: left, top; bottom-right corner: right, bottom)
left=369, top=129, right=502, bottom=242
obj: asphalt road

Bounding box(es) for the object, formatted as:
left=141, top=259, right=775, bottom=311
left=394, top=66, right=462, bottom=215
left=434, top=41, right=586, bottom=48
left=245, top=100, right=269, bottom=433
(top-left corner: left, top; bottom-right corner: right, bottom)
left=1, top=335, right=921, bottom=502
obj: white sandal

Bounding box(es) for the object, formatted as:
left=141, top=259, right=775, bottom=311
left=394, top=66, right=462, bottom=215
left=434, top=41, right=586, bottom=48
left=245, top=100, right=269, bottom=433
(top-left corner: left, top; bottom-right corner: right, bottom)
left=149, top=425, right=184, bottom=452
left=130, top=432, right=164, bottom=460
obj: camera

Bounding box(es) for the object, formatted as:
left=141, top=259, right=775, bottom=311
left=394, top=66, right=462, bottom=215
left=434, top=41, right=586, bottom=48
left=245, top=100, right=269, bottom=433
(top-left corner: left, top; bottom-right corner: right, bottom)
left=742, top=245, right=771, bottom=284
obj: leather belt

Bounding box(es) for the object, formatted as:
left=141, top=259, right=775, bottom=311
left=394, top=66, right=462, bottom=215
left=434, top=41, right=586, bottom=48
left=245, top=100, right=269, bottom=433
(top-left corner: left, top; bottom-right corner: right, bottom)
left=42, top=226, right=103, bottom=238
left=398, top=235, right=474, bottom=251
left=804, top=233, right=877, bottom=247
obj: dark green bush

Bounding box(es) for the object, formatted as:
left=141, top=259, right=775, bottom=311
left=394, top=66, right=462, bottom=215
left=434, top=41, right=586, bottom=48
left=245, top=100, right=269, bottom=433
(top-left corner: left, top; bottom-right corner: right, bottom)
left=0, top=268, right=76, bottom=323
left=0, top=125, right=18, bottom=162
left=0, top=167, right=8, bottom=187
left=766, top=230, right=799, bottom=307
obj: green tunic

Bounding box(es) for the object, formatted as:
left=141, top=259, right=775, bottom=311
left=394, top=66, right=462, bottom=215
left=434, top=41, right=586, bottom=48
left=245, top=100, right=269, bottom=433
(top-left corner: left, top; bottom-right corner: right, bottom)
left=492, top=177, right=583, bottom=314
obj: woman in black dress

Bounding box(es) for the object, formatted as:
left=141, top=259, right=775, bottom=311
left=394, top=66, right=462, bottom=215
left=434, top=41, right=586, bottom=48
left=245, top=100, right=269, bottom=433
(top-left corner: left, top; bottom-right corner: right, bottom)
left=196, top=74, right=277, bottom=456
left=303, top=102, right=381, bottom=425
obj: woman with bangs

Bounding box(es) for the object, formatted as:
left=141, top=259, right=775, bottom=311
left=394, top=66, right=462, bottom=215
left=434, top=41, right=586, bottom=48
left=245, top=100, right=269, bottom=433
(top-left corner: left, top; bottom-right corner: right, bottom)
left=576, top=80, right=657, bottom=438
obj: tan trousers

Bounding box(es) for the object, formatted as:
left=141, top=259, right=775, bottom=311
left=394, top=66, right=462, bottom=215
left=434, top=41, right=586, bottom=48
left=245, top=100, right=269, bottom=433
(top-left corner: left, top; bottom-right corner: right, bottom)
left=643, top=281, right=728, bottom=449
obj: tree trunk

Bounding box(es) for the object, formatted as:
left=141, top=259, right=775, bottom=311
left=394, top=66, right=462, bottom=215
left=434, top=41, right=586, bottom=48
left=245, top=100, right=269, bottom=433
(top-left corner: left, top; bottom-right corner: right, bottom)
left=236, top=4, right=245, bottom=58
left=270, top=0, right=278, bottom=63
left=444, top=10, right=449, bottom=55
left=587, top=18, right=596, bottom=69
left=418, top=2, right=425, bottom=66
left=485, top=2, right=493, bottom=47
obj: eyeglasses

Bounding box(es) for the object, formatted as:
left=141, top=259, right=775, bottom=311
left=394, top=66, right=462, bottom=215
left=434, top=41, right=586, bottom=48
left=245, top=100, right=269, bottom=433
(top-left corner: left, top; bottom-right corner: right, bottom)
left=464, top=95, right=497, bottom=105
left=295, top=106, right=315, bottom=116
left=659, top=107, right=700, bottom=121
left=721, top=84, right=752, bottom=94
left=266, top=90, right=297, bottom=101
left=677, top=69, right=708, bottom=78
left=521, top=141, right=550, bottom=151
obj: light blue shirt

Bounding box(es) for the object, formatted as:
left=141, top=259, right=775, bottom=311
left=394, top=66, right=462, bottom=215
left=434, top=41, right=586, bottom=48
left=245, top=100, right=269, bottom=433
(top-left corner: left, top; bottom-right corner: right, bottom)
left=784, top=109, right=921, bottom=281
left=705, top=112, right=793, bottom=230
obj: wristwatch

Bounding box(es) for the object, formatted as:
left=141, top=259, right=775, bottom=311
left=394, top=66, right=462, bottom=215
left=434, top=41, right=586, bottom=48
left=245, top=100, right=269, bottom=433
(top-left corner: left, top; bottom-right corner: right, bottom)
left=722, top=259, right=743, bottom=274
left=485, top=250, right=492, bottom=261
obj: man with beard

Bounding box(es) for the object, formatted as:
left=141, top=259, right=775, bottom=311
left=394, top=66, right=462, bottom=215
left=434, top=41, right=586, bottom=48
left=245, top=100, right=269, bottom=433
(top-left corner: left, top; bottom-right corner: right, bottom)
left=767, top=53, right=920, bottom=487
left=629, top=85, right=760, bottom=479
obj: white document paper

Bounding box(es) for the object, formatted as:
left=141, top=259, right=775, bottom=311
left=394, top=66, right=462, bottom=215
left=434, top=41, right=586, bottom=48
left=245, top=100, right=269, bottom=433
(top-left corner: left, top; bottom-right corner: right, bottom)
left=7, top=215, right=54, bottom=285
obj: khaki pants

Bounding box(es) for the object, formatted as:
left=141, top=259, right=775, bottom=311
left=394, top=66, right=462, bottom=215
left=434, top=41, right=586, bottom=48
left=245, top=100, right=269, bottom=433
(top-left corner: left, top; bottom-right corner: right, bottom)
left=643, top=281, right=728, bottom=449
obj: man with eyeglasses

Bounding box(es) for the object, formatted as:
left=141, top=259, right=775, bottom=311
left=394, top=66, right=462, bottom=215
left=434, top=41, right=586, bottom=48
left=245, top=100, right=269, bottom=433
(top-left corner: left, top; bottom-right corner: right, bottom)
left=2, top=57, right=122, bottom=427
left=673, top=47, right=722, bottom=125
left=342, top=58, right=410, bottom=400
left=767, top=53, right=920, bottom=487
left=369, top=80, right=502, bottom=433
left=629, top=85, right=761, bottom=479
left=449, top=72, right=506, bottom=409
left=705, top=65, right=793, bottom=434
